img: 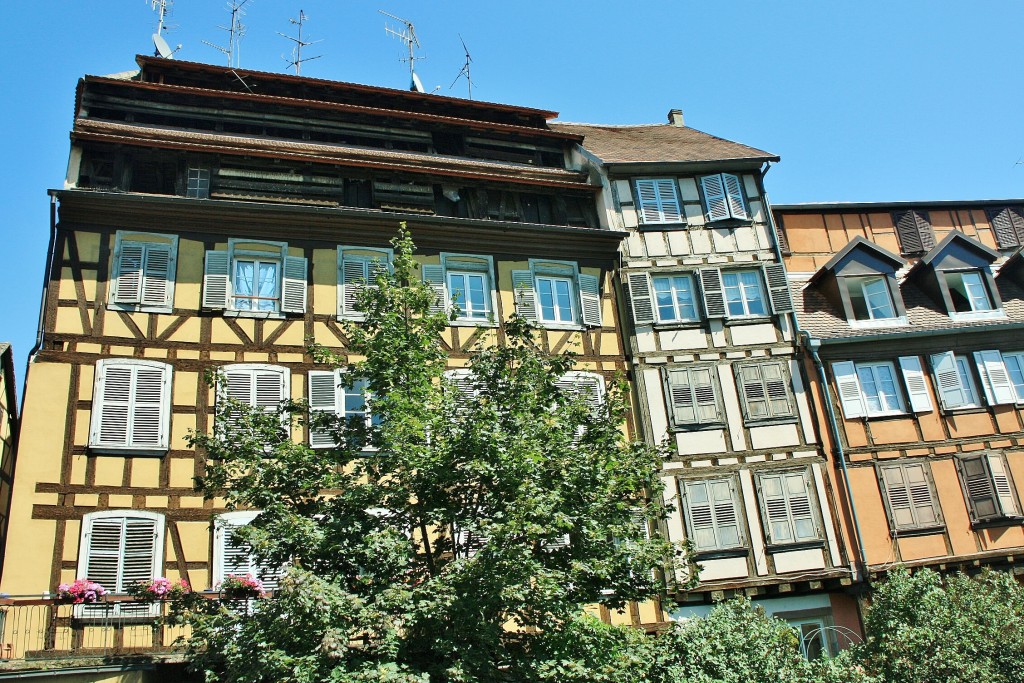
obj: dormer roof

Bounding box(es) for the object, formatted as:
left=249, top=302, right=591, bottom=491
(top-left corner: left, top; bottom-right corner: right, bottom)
left=809, top=236, right=905, bottom=284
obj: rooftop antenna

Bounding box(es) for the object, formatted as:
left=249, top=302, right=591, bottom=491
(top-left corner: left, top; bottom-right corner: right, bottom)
left=149, top=0, right=181, bottom=58
left=449, top=34, right=473, bottom=99
left=203, top=0, right=251, bottom=69
left=279, top=9, right=322, bottom=75
left=379, top=10, right=425, bottom=92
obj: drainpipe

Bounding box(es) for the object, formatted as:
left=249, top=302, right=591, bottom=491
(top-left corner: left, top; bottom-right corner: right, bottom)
left=21, top=192, right=59, bottom=419
left=757, top=169, right=869, bottom=584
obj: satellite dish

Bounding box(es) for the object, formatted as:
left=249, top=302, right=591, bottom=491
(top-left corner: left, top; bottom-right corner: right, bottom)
left=411, top=71, right=425, bottom=93
left=153, top=33, right=173, bottom=59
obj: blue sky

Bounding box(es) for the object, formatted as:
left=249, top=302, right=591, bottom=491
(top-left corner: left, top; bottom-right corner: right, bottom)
left=1, top=1, right=1023, bottom=392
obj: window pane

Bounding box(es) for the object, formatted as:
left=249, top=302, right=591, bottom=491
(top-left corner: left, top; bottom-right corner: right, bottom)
left=256, top=263, right=278, bottom=311
left=234, top=260, right=255, bottom=310
left=861, top=277, right=896, bottom=319
left=554, top=279, right=573, bottom=321
left=723, top=273, right=744, bottom=315
left=1004, top=354, right=1024, bottom=401
left=538, top=278, right=556, bottom=321
left=955, top=356, right=979, bottom=406
left=740, top=271, right=767, bottom=316
left=961, top=272, right=993, bottom=311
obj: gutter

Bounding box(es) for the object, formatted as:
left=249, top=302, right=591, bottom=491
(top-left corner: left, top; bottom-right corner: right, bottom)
left=812, top=320, right=1024, bottom=347
left=20, top=193, right=58, bottom=420
left=759, top=167, right=869, bottom=585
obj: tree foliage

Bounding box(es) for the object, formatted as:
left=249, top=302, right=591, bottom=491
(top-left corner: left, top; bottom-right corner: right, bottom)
left=184, top=226, right=681, bottom=682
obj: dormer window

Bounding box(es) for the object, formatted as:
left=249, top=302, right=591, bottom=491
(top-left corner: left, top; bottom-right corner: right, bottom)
left=944, top=270, right=996, bottom=314
left=847, top=276, right=897, bottom=321
left=915, top=231, right=1004, bottom=322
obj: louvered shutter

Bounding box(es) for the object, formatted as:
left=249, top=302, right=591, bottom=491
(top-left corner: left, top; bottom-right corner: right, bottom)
left=667, top=369, right=696, bottom=425
left=82, top=517, right=123, bottom=596
left=120, top=518, right=160, bottom=616
left=893, top=211, right=935, bottom=255
left=700, top=268, right=726, bottom=318
left=444, top=370, right=476, bottom=410
left=281, top=255, right=308, bottom=314
left=987, top=207, right=1024, bottom=249
left=701, top=175, right=730, bottom=222
left=759, top=474, right=793, bottom=543
left=785, top=472, right=817, bottom=541
left=555, top=373, right=605, bottom=415
left=421, top=264, right=447, bottom=314
left=511, top=270, right=537, bottom=321
left=763, top=362, right=794, bottom=417
left=340, top=257, right=369, bottom=317
left=988, top=455, right=1020, bottom=517
left=690, top=367, right=720, bottom=423
left=131, top=365, right=169, bottom=448
left=957, top=454, right=1001, bottom=521
left=763, top=263, right=794, bottom=314
left=92, top=364, right=132, bottom=447
left=898, top=356, right=933, bottom=413
left=831, top=361, right=865, bottom=419
left=308, top=371, right=340, bottom=448
left=710, top=479, right=742, bottom=547
left=254, top=368, right=287, bottom=410
left=81, top=514, right=159, bottom=617
left=634, top=179, right=682, bottom=224
left=930, top=351, right=969, bottom=410
left=683, top=480, right=718, bottom=551
left=578, top=273, right=602, bottom=327
left=221, top=365, right=288, bottom=436
left=882, top=464, right=940, bottom=529
left=141, top=244, right=173, bottom=308
left=738, top=365, right=769, bottom=420
left=626, top=272, right=655, bottom=325
left=217, top=515, right=283, bottom=592
left=881, top=465, right=915, bottom=529
left=90, top=361, right=170, bottom=450
left=973, top=350, right=1016, bottom=405
left=203, top=250, right=230, bottom=310
left=722, top=173, right=747, bottom=219
left=114, top=244, right=144, bottom=304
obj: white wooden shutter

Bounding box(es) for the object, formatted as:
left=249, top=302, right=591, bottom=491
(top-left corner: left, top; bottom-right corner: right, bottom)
left=141, top=244, right=174, bottom=308
left=831, top=361, right=865, bottom=419
left=930, top=352, right=969, bottom=410
left=511, top=270, right=537, bottom=321
left=973, top=350, right=1016, bottom=405
left=626, top=272, right=655, bottom=325
left=216, top=513, right=283, bottom=591
left=203, top=250, right=230, bottom=310
left=634, top=179, right=682, bottom=224
left=957, top=454, right=1001, bottom=521
left=422, top=264, right=447, bottom=315
left=722, top=173, right=747, bottom=219
left=577, top=273, right=602, bottom=327
left=699, top=268, right=726, bottom=318
left=90, top=361, right=171, bottom=450
left=120, top=517, right=160, bottom=615
left=221, top=365, right=289, bottom=434
left=113, top=244, right=145, bottom=304
left=308, top=370, right=340, bottom=448
left=255, top=368, right=287, bottom=409
left=340, top=256, right=368, bottom=317
left=81, top=513, right=160, bottom=617
left=898, top=356, right=933, bottom=413
left=763, top=263, right=794, bottom=314
left=556, top=372, right=605, bottom=414
left=701, top=174, right=730, bottom=222
left=281, top=255, right=308, bottom=314
left=130, top=364, right=170, bottom=449
left=92, top=363, right=132, bottom=447
left=988, top=455, right=1020, bottom=517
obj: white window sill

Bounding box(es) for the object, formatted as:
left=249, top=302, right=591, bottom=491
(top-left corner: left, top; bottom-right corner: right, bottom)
left=88, top=445, right=169, bottom=456
left=107, top=303, right=174, bottom=315
left=864, top=410, right=908, bottom=419
left=949, top=310, right=1006, bottom=322
left=724, top=315, right=773, bottom=326
left=224, top=310, right=285, bottom=320
left=653, top=319, right=703, bottom=330
left=848, top=316, right=909, bottom=329
left=536, top=322, right=585, bottom=331
left=450, top=319, right=498, bottom=328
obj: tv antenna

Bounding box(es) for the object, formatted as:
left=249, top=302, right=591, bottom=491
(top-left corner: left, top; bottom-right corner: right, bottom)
left=449, top=34, right=473, bottom=99
left=149, top=0, right=181, bottom=58
left=379, top=10, right=426, bottom=92
left=279, top=10, right=322, bottom=75
left=203, top=0, right=251, bottom=68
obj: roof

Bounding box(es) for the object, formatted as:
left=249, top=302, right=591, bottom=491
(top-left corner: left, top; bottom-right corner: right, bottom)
left=549, top=122, right=778, bottom=165
left=808, top=235, right=905, bottom=284
left=917, top=229, right=1001, bottom=267
left=774, top=198, right=1024, bottom=212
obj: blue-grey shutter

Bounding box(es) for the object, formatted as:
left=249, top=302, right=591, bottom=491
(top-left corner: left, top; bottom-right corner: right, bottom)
left=203, top=250, right=230, bottom=310
left=973, top=350, right=1016, bottom=405
left=114, top=243, right=144, bottom=304
left=699, top=268, right=726, bottom=318
left=141, top=244, right=174, bottom=308
left=701, top=175, right=730, bottom=222
left=422, top=264, right=447, bottom=315
left=511, top=270, right=537, bottom=321
left=930, top=351, right=968, bottom=410
left=578, top=273, right=602, bottom=327
left=763, top=263, right=794, bottom=314
left=722, top=173, right=747, bottom=219
left=831, top=361, right=865, bottom=419
left=626, top=272, right=655, bottom=325
left=898, top=356, right=933, bottom=413
left=281, top=255, right=308, bottom=314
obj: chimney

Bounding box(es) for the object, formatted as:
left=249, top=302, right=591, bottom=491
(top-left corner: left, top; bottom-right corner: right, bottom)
left=667, top=109, right=685, bottom=127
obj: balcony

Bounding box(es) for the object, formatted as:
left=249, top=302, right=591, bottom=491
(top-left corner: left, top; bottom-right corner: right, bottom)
left=0, top=594, right=192, bottom=670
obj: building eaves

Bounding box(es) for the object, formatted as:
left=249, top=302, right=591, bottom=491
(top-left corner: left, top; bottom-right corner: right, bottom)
left=774, top=198, right=1024, bottom=212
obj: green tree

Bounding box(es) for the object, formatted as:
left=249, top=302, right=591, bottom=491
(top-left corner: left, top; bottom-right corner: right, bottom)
left=858, top=566, right=1024, bottom=683
left=183, top=226, right=681, bottom=683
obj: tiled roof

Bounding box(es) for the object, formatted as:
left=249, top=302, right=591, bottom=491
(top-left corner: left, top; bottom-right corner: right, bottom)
left=549, top=122, right=777, bottom=165
left=791, top=272, right=1024, bottom=341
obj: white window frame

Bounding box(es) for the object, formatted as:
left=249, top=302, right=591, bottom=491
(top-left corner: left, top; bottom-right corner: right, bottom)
left=307, top=369, right=378, bottom=450
left=845, top=275, right=904, bottom=328
left=941, top=269, right=1003, bottom=321
left=108, top=231, right=178, bottom=314
left=511, top=260, right=603, bottom=330
left=212, top=510, right=284, bottom=592
left=633, top=178, right=683, bottom=225
left=699, top=173, right=748, bottom=222
left=421, top=254, right=498, bottom=326
left=89, top=358, right=173, bottom=454
left=77, top=510, right=164, bottom=617
left=338, top=246, right=393, bottom=321
left=1001, top=351, right=1024, bottom=403
left=232, top=255, right=282, bottom=313
left=854, top=361, right=906, bottom=417
left=651, top=273, right=700, bottom=323
left=203, top=239, right=307, bottom=318
left=721, top=269, right=769, bottom=319
left=535, top=275, right=576, bottom=324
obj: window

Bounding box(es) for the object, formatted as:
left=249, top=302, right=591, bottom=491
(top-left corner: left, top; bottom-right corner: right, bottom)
left=308, top=370, right=379, bottom=449
left=663, top=365, right=722, bottom=429
left=680, top=477, right=744, bottom=553
left=186, top=167, right=211, bottom=199
left=735, top=361, right=796, bottom=422
left=831, top=360, right=926, bottom=419
left=203, top=239, right=307, bottom=315
left=511, top=260, right=602, bottom=328
left=633, top=178, right=682, bottom=224
left=653, top=274, right=699, bottom=322
left=847, top=276, right=897, bottom=321
left=89, top=359, right=172, bottom=453
left=944, top=270, right=996, bottom=314
left=338, top=247, right=393, bottom=320
left=554, top=371, right=606, bottom=414
left=929, top=352, right=981, bottom=410
left=218, top=364, right=290, bottom=439
left=955, top=453, right=1021, bottom=523
left=722, top=270, right=768, bottom=317
left=78, top=510, right=163, bottom=617
left=213, top=511, right=284, bottom=591
left=421, top=254, right=496, bottom=323
left=699, top=173, right=748, bottom=222
left=1001, top=352, right=1024, bottom=402
left=785, top=616, right=838, bottom=660
left=756, top=469, right=821, bottom=546
left=108, top=232, right=177, bottom=312
left=878, top=462, right=943, bottom=532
